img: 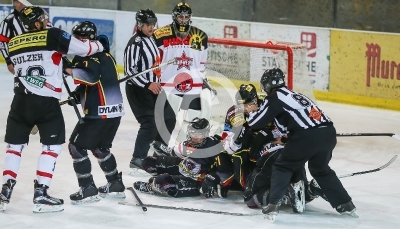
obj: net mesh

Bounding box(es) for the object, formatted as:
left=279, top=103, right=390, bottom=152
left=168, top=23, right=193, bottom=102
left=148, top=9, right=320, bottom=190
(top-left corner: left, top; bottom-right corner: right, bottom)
left=205, top=38, right=314, bottom=132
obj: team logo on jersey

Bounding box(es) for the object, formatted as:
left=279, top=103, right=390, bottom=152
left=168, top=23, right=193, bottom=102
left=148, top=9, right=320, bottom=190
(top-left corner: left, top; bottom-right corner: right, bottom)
left=173, top=72, right=193, bottom=93
left=152, top=56, right=162, bottom=78
left=309, top=107, right=322, bottom=121
left=154, top=26, right=173, bottom=39
left=189, top=28, right=207, bottom=50
left=175, top=51, right=193, bottom=70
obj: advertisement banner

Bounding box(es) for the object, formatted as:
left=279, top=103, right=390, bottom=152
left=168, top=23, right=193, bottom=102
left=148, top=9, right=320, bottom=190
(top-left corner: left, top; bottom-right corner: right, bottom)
left=49, top=7, right=116, bottom=57
left=330, top=30, right=400, bottom=99
left=251, top=23, right=330, bottom=91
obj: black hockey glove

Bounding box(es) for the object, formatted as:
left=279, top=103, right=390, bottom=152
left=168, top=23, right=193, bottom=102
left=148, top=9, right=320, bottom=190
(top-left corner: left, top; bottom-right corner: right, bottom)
left=67, top=85, right=82, bottom=106
left=200, top=173, right=221, bottom=198
left=96, top=35, right=110, bottom=53
left=150, top=141, right=172, bottom=156
left=62, top=57, right=73, bottom=76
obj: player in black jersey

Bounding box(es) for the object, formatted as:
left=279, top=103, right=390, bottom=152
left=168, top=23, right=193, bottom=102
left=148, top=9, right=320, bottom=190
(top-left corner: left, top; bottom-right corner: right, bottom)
left=133, top=118, right=224, bottom=198
left=246, top=68, right=357, bottom=222
left=0, top=6, right=104, bottom=213
left=64, top=21, right=125, bottom=204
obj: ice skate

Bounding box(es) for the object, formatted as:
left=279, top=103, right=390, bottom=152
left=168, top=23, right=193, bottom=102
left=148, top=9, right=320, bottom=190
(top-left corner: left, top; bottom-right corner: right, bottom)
left=33, top=180, right=64, bottom=213
left=98, top=172, right=126, bottom=198
left=288, top=180, right=305, bottom=213
left=336, top=201, right=359, bottom=218
left=308, top=179, right=328, bottom=201
left=129, top=157, right=148, bottom=176
left=262, top=204, right=279, bottom=223
left=70, top=181, right=101, bottom=205
left=0, top=179, right=17, bottom=212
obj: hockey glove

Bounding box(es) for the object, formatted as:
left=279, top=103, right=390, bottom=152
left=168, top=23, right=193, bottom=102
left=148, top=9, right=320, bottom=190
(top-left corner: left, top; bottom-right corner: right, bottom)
left=150, top=141, right=172, bottom=156
left=67, top=85, right=82, bottom=106
left=96, top=35, right=110, bottom=53
left=200, top=173, right=221, bottom=198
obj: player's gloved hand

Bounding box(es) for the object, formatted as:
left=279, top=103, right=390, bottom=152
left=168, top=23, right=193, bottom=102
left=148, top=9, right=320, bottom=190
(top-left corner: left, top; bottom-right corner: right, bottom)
left=62, top=57, right=73, bottom=75
left=96, top=35, right=110, bottom=53
left=150, top=141, right=172, bottom=156
left=67, top=86, right=82, bottom=106
left=200, top=173, right=221, bottom=198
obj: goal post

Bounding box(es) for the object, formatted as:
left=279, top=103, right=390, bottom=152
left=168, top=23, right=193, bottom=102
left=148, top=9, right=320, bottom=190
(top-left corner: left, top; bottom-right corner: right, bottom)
left=205, top=37, right=314, bottom=131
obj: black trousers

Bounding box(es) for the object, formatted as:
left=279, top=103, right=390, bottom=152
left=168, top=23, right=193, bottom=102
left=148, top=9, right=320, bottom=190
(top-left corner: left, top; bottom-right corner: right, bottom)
left=126, top=83, right=176, bottom=158
left=268, top=125, right=352, bottom=208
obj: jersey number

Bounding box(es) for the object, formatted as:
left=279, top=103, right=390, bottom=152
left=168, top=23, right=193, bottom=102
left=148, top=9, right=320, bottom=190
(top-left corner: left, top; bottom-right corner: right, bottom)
left=17, top=65, right=46, bottom=77
left=291, top=94, right=311, bottom=107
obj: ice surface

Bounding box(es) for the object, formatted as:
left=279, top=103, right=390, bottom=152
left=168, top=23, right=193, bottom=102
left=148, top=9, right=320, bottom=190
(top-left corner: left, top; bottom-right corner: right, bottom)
left=0, top=64, right=399, bottom=229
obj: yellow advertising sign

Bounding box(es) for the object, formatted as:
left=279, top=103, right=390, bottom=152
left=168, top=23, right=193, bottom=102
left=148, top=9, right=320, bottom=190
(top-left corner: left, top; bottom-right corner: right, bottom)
left=330, top=30, right=400, bottom=100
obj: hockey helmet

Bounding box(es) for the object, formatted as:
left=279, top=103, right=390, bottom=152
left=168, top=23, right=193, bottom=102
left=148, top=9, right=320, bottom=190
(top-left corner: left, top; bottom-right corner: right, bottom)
left=235, top=84, right=258, bottom=105
left=186, top=117, right=210, bottom=147
left=225, top=105, right=245, bottom=128
left=19, top=6, right=46, bottom=30
left=136, top=9, right=157, bottom=26
left=260, top=68, right=285, bottom=94
left=72, top=21, right=97, bottom=40
left=172, top=2, right=192, bottom=33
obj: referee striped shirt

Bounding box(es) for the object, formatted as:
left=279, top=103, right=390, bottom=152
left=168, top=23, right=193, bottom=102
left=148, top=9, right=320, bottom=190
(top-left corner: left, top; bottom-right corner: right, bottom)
left=0, top=10, right=26, bottom=65
left=123, top=30, right=160, bottom=87
left=246, top=87, right=332, bottom=134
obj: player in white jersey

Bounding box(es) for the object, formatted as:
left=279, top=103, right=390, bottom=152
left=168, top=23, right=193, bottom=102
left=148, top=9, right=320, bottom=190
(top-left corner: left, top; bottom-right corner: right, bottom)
left=153, top=2, right=214, bottom=143
left=0, top=6, right=103, bottom=213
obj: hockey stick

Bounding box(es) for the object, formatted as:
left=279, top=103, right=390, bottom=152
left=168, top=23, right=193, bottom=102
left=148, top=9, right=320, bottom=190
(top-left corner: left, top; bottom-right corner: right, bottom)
left=59, top=58, right=176, bottom=105
left=62, top=75, right=84, bottom=124
left=337, top=133, right=400, bottom=140
left=338, top=155, right=397, bottom=178
left=118, top=201, right=260, bottom=216
left=127, top=187, right=147, bottom=211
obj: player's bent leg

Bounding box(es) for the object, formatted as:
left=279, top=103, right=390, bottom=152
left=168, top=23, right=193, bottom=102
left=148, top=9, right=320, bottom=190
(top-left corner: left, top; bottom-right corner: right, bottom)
left=92, top=148, right=125, bottom=198
left=68, top=143, right=100, bottom=205
left=243, top=187, right=269, bottom=209
left=0, top=144, right=25, bottom=211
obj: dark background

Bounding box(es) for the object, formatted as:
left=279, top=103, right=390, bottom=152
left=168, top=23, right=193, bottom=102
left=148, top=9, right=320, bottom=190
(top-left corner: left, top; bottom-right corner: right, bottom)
left=2, top=0, right=399, bottom=33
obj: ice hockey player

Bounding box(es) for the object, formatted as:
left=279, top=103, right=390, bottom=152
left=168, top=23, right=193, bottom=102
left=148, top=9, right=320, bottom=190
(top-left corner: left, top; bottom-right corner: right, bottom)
left=134, top=118, right=223, bottom=197
left=247, top=68, right=357, bottom=222
left=0, top=6, right=104, bottom=212
left=64, top=21, right=126, bottom=204
left=153, top=2, right=215, bottom=143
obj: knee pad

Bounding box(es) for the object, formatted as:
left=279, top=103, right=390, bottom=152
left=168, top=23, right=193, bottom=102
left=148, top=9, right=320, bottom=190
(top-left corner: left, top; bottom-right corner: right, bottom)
left=68, top=143, right=88, bottom=162
left=6, top=143, right=26, bottom=155
left=141, top=156, right=157, bottom=175
left=153, top=173, right=177, bottom=196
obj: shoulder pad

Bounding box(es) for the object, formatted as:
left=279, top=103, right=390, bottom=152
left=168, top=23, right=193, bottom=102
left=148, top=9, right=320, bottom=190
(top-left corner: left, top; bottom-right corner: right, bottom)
left=5, top=13, right=15, bottom=20
left=154, top=25, right=173, bottom=39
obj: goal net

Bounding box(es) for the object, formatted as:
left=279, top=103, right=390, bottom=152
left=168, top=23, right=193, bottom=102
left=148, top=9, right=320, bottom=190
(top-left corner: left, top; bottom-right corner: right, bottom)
left=205, top=38, right=314, bottom=133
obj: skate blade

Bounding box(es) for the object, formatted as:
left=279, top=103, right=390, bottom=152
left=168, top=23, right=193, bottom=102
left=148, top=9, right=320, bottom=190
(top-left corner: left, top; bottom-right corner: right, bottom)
left=128, top=168, right=149, bottom=177
left=340, top=210, right=359, bottom=218
left=0, top=202, right=8, bottom=212
left=71, top=195, right=101, bottom=205
left=99, top=192, right=126, bottom=199
left=33, top=204, right=64, bottom=213
left=263, top=212, right=278, bottom=223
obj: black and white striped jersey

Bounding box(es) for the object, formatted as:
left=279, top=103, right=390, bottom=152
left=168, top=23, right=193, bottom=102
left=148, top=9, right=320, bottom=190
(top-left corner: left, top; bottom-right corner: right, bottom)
left=246, top=87, right=332, bottom=134
left=0, top=10, right=26, bottom=65
left=123, top=30, right=161, bottom=88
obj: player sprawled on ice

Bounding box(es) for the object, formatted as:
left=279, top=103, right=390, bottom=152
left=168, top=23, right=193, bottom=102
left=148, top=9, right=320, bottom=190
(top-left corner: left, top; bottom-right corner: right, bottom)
left=0, top=6, right=104, bottom=212
left=247, top=68, right=357, bottom=222
left=63, top=21, right=126, bottom=204
left=134, top=118, right=224, bottom=197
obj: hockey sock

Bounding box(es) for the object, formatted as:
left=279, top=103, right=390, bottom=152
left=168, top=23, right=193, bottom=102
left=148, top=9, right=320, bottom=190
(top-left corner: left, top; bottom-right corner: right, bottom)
left=92, top=148, right=117, bottom=182
left=2, top=144, right=26, bottom=184
left=69, top=143, right=92, bottom=187
left=37, top=144, right=62, bottom=187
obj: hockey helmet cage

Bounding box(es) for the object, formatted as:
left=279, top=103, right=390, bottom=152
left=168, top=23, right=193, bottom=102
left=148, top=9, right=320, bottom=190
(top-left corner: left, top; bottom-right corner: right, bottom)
left=72, top=21, right=97, bottom=40
left=136, top=9, right=157, bottom=26
left=186, top=117, right=210, bottom=147
left=19, top=6, right=46, bottom=30
left=235, top=84, right=258, bottom=105
left=172, top=2, right=192, bottom=33
left=260, top=68, right=285, bottom=94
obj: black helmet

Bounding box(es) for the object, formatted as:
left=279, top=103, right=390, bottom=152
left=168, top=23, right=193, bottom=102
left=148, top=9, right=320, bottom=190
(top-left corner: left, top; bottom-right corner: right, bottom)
left=136, top=9, right=157, bottom=26
left=260, top=68, right=285, bottom=94
left=19, top=6, right=45, bottom=30
left=235, top=84, right=258, bottom=105
left=172, top=2, right=192, bottom=33
left=72, top=21, right=97, bottom=40
left=186, top=117, right=210, bottom=147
